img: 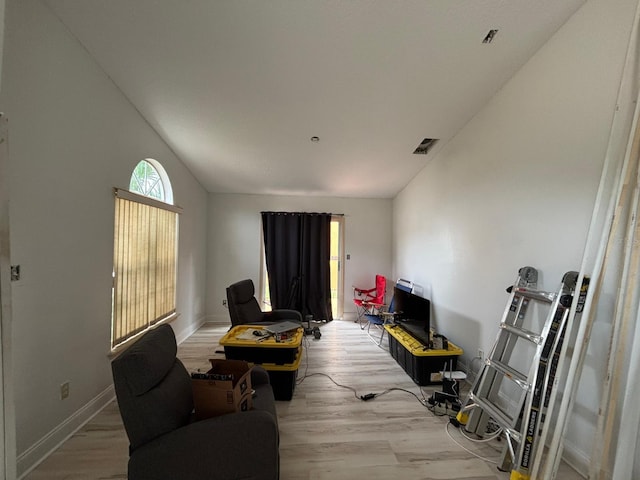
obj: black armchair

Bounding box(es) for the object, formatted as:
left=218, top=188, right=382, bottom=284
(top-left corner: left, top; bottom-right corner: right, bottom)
left=111, top=324, right=279, bottom=480
left=226, top=279, right=302, bottom=327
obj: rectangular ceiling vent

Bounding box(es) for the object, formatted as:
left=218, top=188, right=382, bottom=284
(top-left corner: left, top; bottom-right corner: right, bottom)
left=483, top=29, right=499, bottom=44
left=413, top=138, right=438, bottom=155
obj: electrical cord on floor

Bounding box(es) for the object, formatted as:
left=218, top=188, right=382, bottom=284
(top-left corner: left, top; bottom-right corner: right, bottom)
left=458, top=423, right=503, bottom=443
left=294, top=328, right=432, bottom=406
left=294, top=340, right=370, bottom=400
left=445, top=421, right=501, bottom=465
left=297, top=330, right=473, bottom=415
left=373, top=387, right=430, bottom=405
left=295, top=338, right=429, bottom=404
left=295, top=376, right=444, bottom=410
left=300, top=374, right=432, bottom=404
left=298, top=372, right=362, bottom=400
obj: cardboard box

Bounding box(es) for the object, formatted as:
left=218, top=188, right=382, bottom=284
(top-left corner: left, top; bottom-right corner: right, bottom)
left=191, top=359, right=253, bottom=420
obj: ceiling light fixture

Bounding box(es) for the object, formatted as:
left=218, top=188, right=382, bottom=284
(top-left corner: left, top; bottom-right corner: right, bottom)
left=482, top=29, right=499, bottom=44
left=310, top=136, right=320, bottom=142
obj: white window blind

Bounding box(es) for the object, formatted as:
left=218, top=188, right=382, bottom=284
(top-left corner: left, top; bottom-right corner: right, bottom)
left=112, top=188, right=182, bottom=348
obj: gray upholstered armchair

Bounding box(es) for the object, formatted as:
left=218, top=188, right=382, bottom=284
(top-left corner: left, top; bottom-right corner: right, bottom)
left=111, top=324, right=279, bottom=480
left=226, top=279, right=302, bottom=327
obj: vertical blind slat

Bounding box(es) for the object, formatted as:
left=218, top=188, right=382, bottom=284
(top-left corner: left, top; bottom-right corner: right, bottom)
left=112, top=196, right=178, bottom=348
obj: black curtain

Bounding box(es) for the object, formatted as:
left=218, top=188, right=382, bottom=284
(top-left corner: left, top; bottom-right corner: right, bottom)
left=261, top=212, right=333, bottom=322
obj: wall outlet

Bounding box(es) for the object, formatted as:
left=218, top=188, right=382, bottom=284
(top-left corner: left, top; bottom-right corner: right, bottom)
left=222, top=299, right=227, bottom=307
left=60, top=382, right=70, bottom=400
left=10, top=265, right=20, bottom=281
left=478, top=349, right=484, bottom=361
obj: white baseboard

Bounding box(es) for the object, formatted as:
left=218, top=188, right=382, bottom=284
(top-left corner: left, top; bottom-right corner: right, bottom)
left=202, top=314, right=232, bottom=325
left=174, top=315, right=209, bottom=345
left=17, top=385, right=115, bottom=479
left=17, top=315, right=220, bottom=478
left=342, top=312, right=357, bottom=322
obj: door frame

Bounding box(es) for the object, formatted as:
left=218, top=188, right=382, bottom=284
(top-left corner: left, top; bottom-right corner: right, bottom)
left=0, top=113, right=16, bottom=479
left=330, top=216, right=345, bottom=319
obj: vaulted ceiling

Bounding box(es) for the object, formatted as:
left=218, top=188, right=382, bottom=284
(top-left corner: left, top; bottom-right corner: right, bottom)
left=44, top=0, right=585, bottom=198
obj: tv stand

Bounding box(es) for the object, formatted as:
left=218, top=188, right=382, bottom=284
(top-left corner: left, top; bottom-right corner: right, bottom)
left=384, top=324, right=463, bottom=386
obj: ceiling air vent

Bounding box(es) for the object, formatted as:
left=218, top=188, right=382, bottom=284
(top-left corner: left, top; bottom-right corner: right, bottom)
left=413, top=138, right=438, bottom=155
left=482, top=29, right=499, bottom=44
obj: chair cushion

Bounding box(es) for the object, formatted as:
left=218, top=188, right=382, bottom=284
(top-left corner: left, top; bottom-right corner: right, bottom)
left=226, top=279, right=265, bottom=325
left=228, top=279, right=255, bottom=304
left=128, top=410, right=280, bottom=480
left=112, top=324, right=194, bottom=451
left=116, top=324, right=178, bottom=396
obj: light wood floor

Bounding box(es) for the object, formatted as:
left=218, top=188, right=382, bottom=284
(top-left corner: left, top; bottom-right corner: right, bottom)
left=24, top=319, right=584, bottom=479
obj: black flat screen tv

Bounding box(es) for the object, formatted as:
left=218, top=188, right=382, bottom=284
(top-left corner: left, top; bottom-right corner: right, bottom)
left=393, top=285, right=431, bottom=348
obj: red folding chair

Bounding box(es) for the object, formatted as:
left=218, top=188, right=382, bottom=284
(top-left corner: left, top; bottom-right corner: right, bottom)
left=353, top=274, right=386, bottom=328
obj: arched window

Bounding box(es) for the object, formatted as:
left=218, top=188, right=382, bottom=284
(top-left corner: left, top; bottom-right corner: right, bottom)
left=111, top=159, right=181, bottom=350
left=129, top=158, right=174, bottom=204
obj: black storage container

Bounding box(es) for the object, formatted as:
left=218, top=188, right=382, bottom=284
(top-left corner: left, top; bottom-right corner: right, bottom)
left=260, top=347, right=302, bottom=401
left=220, top=325, right=302, bottom=365
left=386, top=325, right=463, bottom=386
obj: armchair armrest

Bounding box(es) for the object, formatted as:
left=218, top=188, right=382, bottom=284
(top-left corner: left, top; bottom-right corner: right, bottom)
left=251, top=365, right=270, bottom=386
left=353, top=286, right=376, bottom=297
left=361, top=301, right=385, bottom=310
left=129, top=410, right=279, bottom=480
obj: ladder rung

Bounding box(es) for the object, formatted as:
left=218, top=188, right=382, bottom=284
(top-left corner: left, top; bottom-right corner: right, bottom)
left=468, top=393, right=521, bottom=443
left=500, top=323, right=543, bottom=345
left=512, top=287, right=556, bottom=303
left=487, top=359, right=529, bottom=390
left=460, top=267, right=581, bottom=472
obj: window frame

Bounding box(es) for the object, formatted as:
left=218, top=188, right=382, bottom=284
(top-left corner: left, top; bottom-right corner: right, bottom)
left=111, top=161, right=181, bottom=352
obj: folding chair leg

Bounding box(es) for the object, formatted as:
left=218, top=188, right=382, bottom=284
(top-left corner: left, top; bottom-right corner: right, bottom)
left=359, top=310, right=370, bottom=329
left=355, top=306, right=368, bottom=327
left=365, top=322, right=386, bottom=347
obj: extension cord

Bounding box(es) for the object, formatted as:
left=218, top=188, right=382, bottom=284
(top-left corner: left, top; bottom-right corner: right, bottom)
left=433, top=403, right=460, bottom=417
left=428, top=392, right=461, bottom=407
left=433, top=392, right=449, bottom=403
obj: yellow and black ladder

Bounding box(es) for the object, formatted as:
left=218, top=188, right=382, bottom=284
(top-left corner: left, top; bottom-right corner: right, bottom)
left=457, top=267, right=583, bottom=480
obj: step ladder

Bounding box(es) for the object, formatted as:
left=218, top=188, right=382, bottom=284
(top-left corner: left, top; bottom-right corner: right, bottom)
left=456, top=267, right=581, bottom=480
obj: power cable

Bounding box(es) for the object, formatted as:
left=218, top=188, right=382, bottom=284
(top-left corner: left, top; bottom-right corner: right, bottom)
left=445, top=421, right=501, bottom=465
left=296, top=336, right=429, bottom=404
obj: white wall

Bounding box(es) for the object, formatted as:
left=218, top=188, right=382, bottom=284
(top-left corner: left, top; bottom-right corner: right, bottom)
left=0, top=0, right=208, bottom=475
left=206, top=193, right=392, bottom=323
left=392, top=0, right=638, bottom=473
left=0, top=0, right=4, bottom=91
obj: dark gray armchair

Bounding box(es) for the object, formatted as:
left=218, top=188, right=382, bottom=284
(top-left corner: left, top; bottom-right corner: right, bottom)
left=111, top=324, right=279, bottom=480
left=226, top=279, right=302, bottom=326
